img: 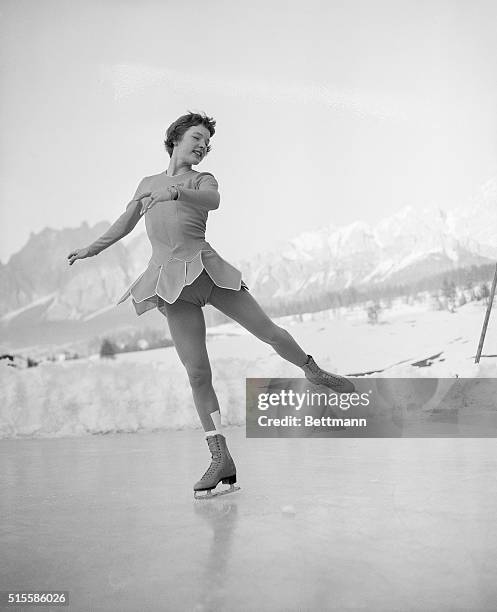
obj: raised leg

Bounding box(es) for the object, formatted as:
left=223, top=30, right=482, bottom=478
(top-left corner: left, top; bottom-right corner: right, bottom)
left=208, top=285, right=308, bottom=367
left=209, top=286, right=355, bottom=393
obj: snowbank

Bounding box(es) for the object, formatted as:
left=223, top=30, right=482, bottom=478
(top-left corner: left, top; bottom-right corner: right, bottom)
left=2, top=300, right=497, bottom=439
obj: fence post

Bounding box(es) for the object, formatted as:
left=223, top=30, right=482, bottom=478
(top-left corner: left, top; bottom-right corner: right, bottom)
left=475, top=263, right=497, bottom=364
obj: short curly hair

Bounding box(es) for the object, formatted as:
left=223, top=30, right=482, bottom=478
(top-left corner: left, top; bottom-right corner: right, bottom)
left=164, top=111, right=216, bottom=157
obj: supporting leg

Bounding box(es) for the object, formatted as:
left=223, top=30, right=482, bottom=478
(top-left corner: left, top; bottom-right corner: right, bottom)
left=159, top=299, right=220, bottom=431
left=159, top=299, right=240, bottom=498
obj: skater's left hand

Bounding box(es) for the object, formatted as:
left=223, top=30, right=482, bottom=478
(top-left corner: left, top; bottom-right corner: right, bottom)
left=139, top=187, right=177, bottom=215
left=67, top=247, right=91, bottom=265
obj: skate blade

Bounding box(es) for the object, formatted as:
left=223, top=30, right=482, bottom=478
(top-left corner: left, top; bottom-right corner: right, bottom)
left=194, top=484, right=241, bottom=500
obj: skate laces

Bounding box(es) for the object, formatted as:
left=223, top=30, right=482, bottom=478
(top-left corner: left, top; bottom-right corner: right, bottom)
left=207, top=438, right=222, bottom=454
left=202, top=454, right=222, bottom=479
left=320, top=370, right=346, bottom=386
left=200, top=438, right=223, bottom=480
left=307, top=360, right=347, bottom=388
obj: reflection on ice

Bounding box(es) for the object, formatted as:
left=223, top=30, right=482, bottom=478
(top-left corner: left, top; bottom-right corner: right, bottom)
left=192, top=501, right=239, bottom=612
left=2, top=428, right=497, bottom=610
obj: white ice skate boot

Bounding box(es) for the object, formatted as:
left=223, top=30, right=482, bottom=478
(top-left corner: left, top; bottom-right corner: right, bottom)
left=302, top=355, right=355, bottom=394
left=194, top=434, right=240, bottom=500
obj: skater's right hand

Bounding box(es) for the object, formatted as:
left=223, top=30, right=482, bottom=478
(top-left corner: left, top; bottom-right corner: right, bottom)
left=67, top=247, right=91, bottom=265
left=133, top=192, right=153, bottom=216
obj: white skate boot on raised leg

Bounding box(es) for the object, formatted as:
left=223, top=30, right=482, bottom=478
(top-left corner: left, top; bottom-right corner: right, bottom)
left=302, top=355, right=355, bottom=394
left=194, top=434, right=240, bottom=500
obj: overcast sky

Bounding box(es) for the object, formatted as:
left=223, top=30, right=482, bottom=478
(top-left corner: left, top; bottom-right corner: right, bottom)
left=1, top=0, right=496, bottom=264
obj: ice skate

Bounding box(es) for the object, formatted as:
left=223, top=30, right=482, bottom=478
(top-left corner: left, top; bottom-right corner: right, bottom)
left=302, top=355, right=355, bottom=394
left=194, top=434, right=240, bottom=500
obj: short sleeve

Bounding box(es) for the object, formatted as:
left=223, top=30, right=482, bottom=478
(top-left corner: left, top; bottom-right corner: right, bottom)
left=195, top=172, right=219, bottom=192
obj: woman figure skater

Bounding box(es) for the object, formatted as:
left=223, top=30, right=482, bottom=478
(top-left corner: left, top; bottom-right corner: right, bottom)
left=67, top=111, right=355, bottom=499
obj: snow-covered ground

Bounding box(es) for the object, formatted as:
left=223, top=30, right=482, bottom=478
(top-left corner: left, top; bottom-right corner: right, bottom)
left=1, top=300, right=496, bottom=439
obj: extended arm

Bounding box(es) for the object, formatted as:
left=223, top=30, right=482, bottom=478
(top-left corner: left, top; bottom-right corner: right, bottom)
left=85, top=199, right=143, bottom=257
left=67, top=180, right=149, bottom=265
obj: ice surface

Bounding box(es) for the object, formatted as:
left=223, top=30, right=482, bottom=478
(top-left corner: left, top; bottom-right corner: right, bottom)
left=1, top=429, right=497, bottom=611
left=2, top=298, right=497, bottom=609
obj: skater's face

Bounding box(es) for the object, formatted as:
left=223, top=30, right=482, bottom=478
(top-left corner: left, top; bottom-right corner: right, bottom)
left=174, top=125, right=211, bottom=166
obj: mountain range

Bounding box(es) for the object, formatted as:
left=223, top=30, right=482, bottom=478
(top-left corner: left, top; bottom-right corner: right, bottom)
left=1, top=177, right=496, bottom=352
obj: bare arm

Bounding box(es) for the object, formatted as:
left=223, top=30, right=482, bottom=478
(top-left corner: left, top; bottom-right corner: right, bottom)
left=67, top=180, right=149, bottom=265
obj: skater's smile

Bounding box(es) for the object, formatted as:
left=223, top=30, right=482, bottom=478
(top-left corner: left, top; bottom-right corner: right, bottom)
left=165, top=124, right=211, bottom=176
left=177, top=127, right=209, bottom=163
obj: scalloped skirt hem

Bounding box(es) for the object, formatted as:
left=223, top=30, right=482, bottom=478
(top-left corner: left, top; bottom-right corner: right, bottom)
left=130, top=277, right=249, bottom=316
left=116, top=252, right=249, bottom=317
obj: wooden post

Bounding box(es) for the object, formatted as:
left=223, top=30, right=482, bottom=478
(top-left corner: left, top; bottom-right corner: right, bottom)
left=475, top=263, right=497, bottom=364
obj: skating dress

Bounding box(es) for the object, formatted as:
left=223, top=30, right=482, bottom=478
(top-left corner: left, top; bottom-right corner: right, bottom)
left=86, top=170, right=248, bottom=316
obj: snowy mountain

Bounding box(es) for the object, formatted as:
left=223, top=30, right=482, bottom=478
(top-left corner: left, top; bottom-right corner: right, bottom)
left=1, top=177, right=496, bottom=347
left=234, top=178, right=496, bottom=299
left=0, top=222, right=132, bottom=318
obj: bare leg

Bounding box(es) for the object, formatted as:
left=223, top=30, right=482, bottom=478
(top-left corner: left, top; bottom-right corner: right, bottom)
left=159, top=299, right=219, bottom=431
left=208, top=286, right=308, bottom=367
